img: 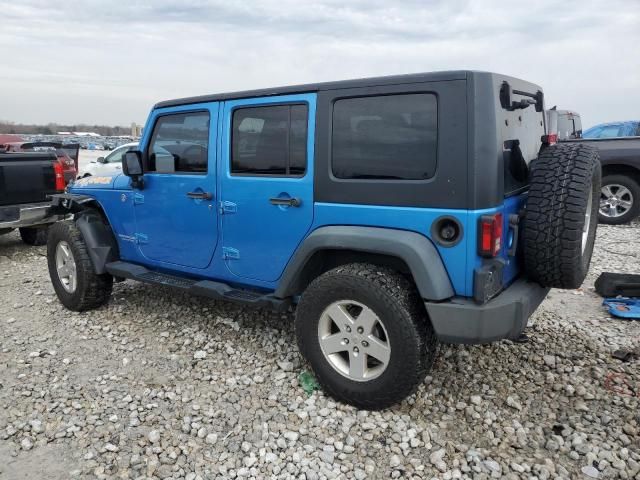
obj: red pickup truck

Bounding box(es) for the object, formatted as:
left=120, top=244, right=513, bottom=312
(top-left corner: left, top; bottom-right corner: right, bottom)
left=0, top=135, right=79, bottom=185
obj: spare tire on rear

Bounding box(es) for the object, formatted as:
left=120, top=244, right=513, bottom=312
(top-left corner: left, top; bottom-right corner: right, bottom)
left=523, top=143, right=600, bottom=289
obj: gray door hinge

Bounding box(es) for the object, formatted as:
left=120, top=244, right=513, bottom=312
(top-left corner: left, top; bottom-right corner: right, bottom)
left=134, top=233, right=148, bottom=244
left=219, top=201, right=237, bottom=215
left=222, top=247, right=240, bottom=260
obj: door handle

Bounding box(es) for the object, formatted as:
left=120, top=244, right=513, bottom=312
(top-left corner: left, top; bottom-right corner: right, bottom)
left=269, top=197, right=301, bottom=207
left=187, top=191, right=213, bottom=200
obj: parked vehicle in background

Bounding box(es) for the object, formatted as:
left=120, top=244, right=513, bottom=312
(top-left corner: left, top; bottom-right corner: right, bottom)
left=0, top=151, right=67, bottom=245
left=45, top=71, right=600, bottom=409
left=564, top=136, right=640, bottom=224
left=583, top=121, right=640, bottom=139
left=546, top=107, right=582, bottom=142
left=1, top=140, right=79, bottom=184
left=0, top=134, right=25, bottom=146
left=79, top=142, right=138, bottom=178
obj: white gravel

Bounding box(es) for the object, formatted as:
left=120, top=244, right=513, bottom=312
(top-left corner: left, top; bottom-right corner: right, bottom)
left=1, top=222, right=639, bottom=479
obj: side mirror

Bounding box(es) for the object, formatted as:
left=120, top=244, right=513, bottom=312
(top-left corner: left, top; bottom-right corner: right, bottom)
left=96, top=156, right=106, bottom=164
left=123, top=151, right=144, bottom=188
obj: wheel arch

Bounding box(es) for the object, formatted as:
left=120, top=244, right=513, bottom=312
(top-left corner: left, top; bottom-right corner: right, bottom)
left=601, top=163, right=640, bottom=182
left=274, top=226, right=455, bottom=301
left=50, top=193, right=105, bottom=216
left=50, top=194, right=119, bottom=274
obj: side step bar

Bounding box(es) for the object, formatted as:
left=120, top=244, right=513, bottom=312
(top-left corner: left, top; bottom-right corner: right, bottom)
left=105, top=261, right=290, bottom=312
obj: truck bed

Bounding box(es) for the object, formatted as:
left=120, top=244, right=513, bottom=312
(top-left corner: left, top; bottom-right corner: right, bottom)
left=0, top=152, right=58, bottom=206
left=564, top=136, right=640, bottom=167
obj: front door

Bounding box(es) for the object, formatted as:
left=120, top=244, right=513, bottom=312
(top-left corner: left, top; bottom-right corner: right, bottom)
left=220, top=94, right=316, bottom=282
left=134, top=105, right=219, bottom=269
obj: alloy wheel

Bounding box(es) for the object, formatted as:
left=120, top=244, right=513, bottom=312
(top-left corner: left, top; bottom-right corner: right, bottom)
left=317, top=300, right=391, bottom=382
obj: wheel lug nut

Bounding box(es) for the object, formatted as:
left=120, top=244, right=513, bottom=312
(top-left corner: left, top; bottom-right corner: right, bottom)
left=345, top=326, right=351, bottom=333
left=343, top=338, right=349, bottom=344
left=357, top=327, right=364, bottom=334
left=353, top=347, right=359, bottom=354
left=361, top=341, right=369, bottom=347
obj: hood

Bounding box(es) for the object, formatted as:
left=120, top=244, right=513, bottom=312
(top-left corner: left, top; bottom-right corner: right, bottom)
left=70, top=173, right=124, bottom=191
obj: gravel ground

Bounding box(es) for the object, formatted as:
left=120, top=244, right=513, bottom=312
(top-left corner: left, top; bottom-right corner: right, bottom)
left=1, top=222, right=639, bottom=480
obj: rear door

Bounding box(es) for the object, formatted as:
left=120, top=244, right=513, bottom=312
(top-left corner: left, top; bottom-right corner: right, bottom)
left=219, top=94, right=316, bottom=282
left=133, top=105, right=219, bottom=269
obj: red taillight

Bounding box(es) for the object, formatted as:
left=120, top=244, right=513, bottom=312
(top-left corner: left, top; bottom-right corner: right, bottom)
left=478, top=213, right=503, bottom=257
left=542, top=133, right=558, bottom=145
left=54, top=161, right=66, bottom=191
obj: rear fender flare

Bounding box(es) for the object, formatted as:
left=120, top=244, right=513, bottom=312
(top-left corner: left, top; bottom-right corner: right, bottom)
left=275, top=226, right=455, bottom=300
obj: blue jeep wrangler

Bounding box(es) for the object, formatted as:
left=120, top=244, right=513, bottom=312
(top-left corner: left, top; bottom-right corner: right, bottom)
left=46, top=71, right=600, bottom=409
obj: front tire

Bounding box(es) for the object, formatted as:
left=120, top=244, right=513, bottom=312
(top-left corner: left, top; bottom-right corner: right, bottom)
left=19, top=226, right=48, bottom=246
left=295, top=263, right=437, bottom=410
left=598, top=174, right=640, bottom=225
left=47, top=221, right=113, bottom=311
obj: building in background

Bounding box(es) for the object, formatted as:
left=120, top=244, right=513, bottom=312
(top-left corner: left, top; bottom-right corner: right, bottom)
left=131, top=122, right=143, bottom=137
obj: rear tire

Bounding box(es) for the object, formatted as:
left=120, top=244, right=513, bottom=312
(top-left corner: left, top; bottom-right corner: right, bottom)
left=47, top=221, right=113, bottom=311
left=19, top=226, right=48, bottom=246
left=523, top=143, right=600, bottom=289
left=598, top=174, right=640, bottom=225
left=295, top=263, right=437, bottom=410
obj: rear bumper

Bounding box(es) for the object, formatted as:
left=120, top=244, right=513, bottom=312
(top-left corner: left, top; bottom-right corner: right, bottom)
left=0, top=202, right=66, bottom=229
left=425, top=278, right=550, bottom=344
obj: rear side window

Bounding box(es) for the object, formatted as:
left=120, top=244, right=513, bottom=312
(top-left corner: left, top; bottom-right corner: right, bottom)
left=231, top=104, right=308, bottom=176
left=147, top=112, right=210, bottom=173
left=331, top=94, right=437, bottom=180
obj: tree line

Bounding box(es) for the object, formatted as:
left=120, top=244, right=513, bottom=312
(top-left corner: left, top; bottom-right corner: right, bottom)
left=0, top=121, right=131, bottom=136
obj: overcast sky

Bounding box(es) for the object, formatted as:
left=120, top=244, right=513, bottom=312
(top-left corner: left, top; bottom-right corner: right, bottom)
left=0, top=0, right=638, bottom=128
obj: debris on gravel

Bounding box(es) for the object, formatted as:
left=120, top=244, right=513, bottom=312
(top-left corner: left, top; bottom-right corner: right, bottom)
left=1, top=223, right=639, bottom=479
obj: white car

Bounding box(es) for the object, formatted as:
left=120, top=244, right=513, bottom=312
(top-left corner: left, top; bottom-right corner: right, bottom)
left=80, top=142, right=138, bottom=177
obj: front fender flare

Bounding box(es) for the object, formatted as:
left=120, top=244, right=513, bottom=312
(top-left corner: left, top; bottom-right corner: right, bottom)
left=50, top=194, right=119, bottom=275
left=275, top=226, right=455, bottom=300
left=75, top=213, right=119, bottom=275
left=49, top=193, right=99, bottom=214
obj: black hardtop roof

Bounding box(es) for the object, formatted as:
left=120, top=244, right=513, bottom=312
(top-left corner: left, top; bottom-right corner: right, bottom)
left=154, top=70, right=474, bottom=109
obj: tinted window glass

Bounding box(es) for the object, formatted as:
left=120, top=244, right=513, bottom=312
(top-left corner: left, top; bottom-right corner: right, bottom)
left=148, top=112, right=209, bottom=173
left=289, top=105, right=308, bottom=175
left=332, top=94, right=437, bottom=180
left=232, top=104, right=308, bottom=176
